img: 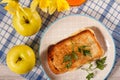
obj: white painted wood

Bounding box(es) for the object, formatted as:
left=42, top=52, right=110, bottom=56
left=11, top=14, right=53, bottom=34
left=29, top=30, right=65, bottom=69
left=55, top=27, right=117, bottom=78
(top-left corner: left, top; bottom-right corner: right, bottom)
left=0, top=62, right=120, bottom=80
left=0, top=64, right=25, bottom=80
left=108, top=59, right=120, bottom=80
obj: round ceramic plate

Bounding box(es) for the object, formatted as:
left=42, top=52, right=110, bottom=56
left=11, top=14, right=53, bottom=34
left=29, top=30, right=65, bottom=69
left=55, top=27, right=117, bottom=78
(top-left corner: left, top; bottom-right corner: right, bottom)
left=39, top=15, right=115, bottom=80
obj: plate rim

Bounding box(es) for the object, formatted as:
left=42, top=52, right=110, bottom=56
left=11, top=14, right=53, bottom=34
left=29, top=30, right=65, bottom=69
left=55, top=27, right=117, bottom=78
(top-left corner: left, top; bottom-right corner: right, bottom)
left=38, top=14, right=116, bottom=80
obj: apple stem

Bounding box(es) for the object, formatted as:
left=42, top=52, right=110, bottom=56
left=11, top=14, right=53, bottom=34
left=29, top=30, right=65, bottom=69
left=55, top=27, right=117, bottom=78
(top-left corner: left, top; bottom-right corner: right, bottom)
left=23, top=16, right=30, bottom=24
left=16, top=57, right=22, bottom=63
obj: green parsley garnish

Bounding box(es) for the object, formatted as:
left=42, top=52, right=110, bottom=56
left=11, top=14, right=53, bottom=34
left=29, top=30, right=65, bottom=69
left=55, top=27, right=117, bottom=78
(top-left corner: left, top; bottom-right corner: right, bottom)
left=81, top=56, right=107, bottom=80
left=78, top=45, right=91, bottom=56
left=66, top=61, right=72, bottom=69
left=63, top=40, right=79, bottom=68
left=71, top=51, right=78, bottom=60
left=83, top=50, right=91, bottom=56
left=86, top=73, right=94, bottom=80
left=96, top=56, right=107, bottom=70
left=63, top=52, right=78, bottom=68
left=63, top=54, right=72, bottom=63
left=78, top=46, right=87, bottom=52
left=88, top=63, right=93, bottom=70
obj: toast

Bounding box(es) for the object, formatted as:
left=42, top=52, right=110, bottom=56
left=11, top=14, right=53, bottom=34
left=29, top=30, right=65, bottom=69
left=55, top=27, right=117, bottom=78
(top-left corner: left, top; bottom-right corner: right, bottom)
left=47, top=29, right=104, bottom=74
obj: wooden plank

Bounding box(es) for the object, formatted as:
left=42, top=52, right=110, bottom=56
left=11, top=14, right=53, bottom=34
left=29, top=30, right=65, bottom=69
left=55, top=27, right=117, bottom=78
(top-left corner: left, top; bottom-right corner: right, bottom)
left=0, top=61, right=120, bottom=79
left=0, top=64, right=25, bottom=80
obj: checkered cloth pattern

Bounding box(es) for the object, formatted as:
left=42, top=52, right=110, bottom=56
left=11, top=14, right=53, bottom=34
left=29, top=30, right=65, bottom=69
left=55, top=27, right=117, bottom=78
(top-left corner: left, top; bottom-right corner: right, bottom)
left=0, top=0, right=120, bottom=80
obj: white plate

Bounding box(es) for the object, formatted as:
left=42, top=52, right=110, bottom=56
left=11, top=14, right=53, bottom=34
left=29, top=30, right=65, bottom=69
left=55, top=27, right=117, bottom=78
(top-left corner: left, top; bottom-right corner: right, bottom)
left=39, top=15, right=115, bottom=80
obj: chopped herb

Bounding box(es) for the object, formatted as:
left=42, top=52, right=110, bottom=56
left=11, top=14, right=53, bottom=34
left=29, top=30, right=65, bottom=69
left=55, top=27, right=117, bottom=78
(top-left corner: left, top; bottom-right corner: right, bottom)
left=78, top=46, right=87, bottom=53
left=96, top=57, right=107, bottom=70
left=63, top=40, right=78, bottom=69
left=63, top=52, right=78, bottom=68
left=66, top=61, right=72, bottom=69
left=78, top=45, right=91, bottom=56
left=63, top=54, right=72, bottom=62
left=81, top=45, right=87, bottom=48
left=86, top=73, right=94, bottom=80
left=71, top=51, right=78, bottom=60
left=88, top=63, right=93, bottom=70
left=83, top=50, right=91, bottom=56
left=78, top=47, right=82, bottom=53
left=81, top=56, right=107, bottom=80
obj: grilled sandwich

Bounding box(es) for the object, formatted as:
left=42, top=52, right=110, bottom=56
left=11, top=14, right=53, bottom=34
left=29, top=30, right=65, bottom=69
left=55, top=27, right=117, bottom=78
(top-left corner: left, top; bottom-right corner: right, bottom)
left=47, top=29, right=104, bottom=74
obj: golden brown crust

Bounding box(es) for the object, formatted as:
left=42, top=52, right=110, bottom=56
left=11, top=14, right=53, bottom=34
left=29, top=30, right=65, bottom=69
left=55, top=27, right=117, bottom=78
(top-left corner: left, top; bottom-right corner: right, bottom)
left=48, top=29, right=104, bottom=74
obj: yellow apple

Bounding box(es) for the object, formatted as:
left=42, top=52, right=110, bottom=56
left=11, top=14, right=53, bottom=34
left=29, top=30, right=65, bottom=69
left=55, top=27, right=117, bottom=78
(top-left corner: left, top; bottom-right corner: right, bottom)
left=12, top=7, right=42, bottom=36
left=6, top=45, right=36, bottom=74
left=0, top=0, right=42, bottom=36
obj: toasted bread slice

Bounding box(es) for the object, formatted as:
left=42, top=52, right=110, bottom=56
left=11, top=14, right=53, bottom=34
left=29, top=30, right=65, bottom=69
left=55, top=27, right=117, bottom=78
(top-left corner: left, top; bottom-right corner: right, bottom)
left=48, top=29, right=104, bottom=74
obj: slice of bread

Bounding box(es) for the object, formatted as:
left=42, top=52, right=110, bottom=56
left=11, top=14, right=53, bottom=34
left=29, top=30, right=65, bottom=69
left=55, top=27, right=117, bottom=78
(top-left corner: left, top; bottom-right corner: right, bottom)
left=48, top=29, right=104, bottom=74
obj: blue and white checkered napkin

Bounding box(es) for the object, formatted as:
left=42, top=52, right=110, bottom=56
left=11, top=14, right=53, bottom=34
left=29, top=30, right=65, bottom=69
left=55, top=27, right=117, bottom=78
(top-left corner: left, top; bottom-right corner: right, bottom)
left=0, top=0, right=120, bottom=80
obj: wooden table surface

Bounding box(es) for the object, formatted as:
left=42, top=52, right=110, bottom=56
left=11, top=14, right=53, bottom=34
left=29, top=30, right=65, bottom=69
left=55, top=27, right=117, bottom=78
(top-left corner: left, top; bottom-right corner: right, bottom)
left=0, top=59, right=120, bottom=80
left=0, top=63, right=24, bottom=80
